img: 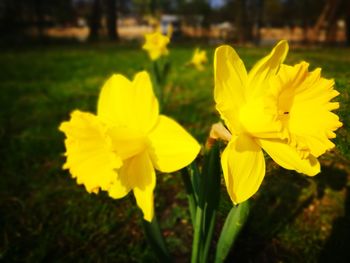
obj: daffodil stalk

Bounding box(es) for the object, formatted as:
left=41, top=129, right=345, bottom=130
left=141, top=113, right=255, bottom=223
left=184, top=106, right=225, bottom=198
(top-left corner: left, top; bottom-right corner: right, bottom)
left=142, top=31, right=171, bottom=109
left=151, top=57, right=171, bottom=109
left=191, top=142, right=221, bottom=263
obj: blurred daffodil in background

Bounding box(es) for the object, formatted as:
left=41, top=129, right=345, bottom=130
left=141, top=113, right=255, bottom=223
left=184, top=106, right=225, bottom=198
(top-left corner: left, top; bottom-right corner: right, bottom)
left=214, top=40, right=342, bottom=204
left=142, top=31, right=170, bottom=61
left=59, top=71, right=200, bottom=222
left=166, top=23, right=174, bottom=39
left=189, top=48, right=208, bottom=71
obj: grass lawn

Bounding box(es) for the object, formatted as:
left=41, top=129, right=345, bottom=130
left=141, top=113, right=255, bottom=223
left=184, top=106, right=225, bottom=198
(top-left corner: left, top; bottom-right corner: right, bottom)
left=0, top=42, right=350, bottom=262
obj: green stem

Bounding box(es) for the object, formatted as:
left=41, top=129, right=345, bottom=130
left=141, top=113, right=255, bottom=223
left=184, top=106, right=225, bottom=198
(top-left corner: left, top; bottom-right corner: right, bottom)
left=181, top=167, right=197, bottom=225
left=214, top=201, right=250, bottom=263
left=202, top=209, right=217, bottom=262
left=191, top=142, right=222, bottom=263
left=152, top=60, right=163, bottom=110
left=191, top=206, right=203, bottom=263
left=142, top=216, right=172, bottom=263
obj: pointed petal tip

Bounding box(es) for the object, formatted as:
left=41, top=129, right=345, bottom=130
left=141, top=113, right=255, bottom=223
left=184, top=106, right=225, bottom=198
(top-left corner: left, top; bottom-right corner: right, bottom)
left=276, top=39, right=289, bottom=49
left=143, top=213, right=153, bottom=222
left=274, top=39, right=289, bottom=58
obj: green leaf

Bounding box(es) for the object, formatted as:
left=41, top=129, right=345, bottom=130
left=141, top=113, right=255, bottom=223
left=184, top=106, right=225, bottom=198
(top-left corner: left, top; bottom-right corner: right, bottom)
left=181, top=166, right=198, bottom=225
left=191, top=142, right=222, bottom=263
left=200, top=142, right=221, bottom=262
left=214, top=201, right=250, bottom=263
left=142, top=216, right=172, bottom=263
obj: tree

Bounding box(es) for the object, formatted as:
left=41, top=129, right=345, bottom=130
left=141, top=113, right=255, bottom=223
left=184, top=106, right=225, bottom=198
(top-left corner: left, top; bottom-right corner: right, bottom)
left=346, top=1, right=350, bottom=46
left=88, top=0, right=102, bottom=41
left=105, top=0, right=119, bottom=40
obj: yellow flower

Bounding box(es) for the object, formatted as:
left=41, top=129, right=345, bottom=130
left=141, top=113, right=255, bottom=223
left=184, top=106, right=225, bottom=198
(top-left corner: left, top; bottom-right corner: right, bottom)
left=59, top=71, right=200, bottom=221
left=142, top=31, right=170, bottom=60
left=214, top=40, right=342, bottom=204
left=190, top=48, right=208, bottom=71
left=167, top=23, right=174, bottom=39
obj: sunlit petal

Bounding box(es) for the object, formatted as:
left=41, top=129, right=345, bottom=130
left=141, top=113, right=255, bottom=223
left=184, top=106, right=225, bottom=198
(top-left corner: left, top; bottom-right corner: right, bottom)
left=116, top=151, right=156, bottom=222
left=247, top=40, right=288, bottom=98
left=221, top=135, right=265, bottom=204
left=258, top=138, right=320, bottom=176
left=97, top=71, right=159, bottom=133
left=148, top=115, right=200, bottom=173
left=214, top=45, right=248, bottom=133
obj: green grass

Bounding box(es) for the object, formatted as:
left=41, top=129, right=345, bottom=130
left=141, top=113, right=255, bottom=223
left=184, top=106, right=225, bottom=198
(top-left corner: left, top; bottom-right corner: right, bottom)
left=0, top=42, right=349, bottom=262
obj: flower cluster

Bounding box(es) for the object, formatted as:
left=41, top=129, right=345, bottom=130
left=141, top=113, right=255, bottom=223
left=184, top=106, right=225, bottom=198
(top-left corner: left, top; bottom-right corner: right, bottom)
left=60, top=40, right=343, bottom=213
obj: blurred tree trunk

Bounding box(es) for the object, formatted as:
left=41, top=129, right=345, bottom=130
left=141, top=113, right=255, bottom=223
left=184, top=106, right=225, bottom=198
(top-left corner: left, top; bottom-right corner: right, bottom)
left=34, top=0, right=45, bottom=40
left=89, top=0, right=102, bottom=41
left=237, top=0, right=252, bottom=43
left=345, top=0, right=350, bottom=46
left=106, top=0, right=119, bottom=41
left=301, top=0, right=309, bottom=44
left=254, top=0, right=264, bottom=45
left=325, top=0, right=341, bottom=44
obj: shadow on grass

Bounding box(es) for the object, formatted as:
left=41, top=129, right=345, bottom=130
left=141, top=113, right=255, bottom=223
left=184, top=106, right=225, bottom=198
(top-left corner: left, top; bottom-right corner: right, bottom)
left=319, top=163, right=350, bottom=262
left=225, top=158, right=349, bottom=263
left=319, top=186, right=350, bottom=263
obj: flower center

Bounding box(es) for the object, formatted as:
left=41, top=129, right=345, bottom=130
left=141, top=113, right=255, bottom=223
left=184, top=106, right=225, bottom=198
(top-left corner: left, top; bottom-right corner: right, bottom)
left=107, top=126, right=148, bottom=160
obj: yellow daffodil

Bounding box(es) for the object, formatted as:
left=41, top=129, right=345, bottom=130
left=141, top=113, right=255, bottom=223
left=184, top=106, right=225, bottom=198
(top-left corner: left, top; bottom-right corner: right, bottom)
left=214, top=40, right=342, bottom=204
left=167, top=23, right=174, bottom=39
left=190, top=48, right=208, bottom=71
left=59, top=71, right=200, bottom=221
left=142, top=31, right=170, bottom=61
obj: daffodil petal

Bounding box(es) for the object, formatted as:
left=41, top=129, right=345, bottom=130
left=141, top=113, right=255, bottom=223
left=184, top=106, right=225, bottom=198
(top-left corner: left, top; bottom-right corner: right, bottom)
left=214, top=45, right=248, bottom=132
left=59, top=110, right=125, bottom=194
left=258, top=138, right=320, bottom=176
left=118, top=151, right=156, bottom=222
left=247, top=40, right=288, bottom=98
left=97, top=71, right=159, bottom=133
left=148, top=115, right=200, bottom=173
left=107, top=126, right=147, bottom=160
left=221, top=135, right=265, bottom=204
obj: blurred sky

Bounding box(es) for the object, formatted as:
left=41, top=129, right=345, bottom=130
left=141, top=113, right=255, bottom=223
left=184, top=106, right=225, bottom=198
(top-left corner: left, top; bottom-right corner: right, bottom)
left=209, top=0, right=225, bottom=9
